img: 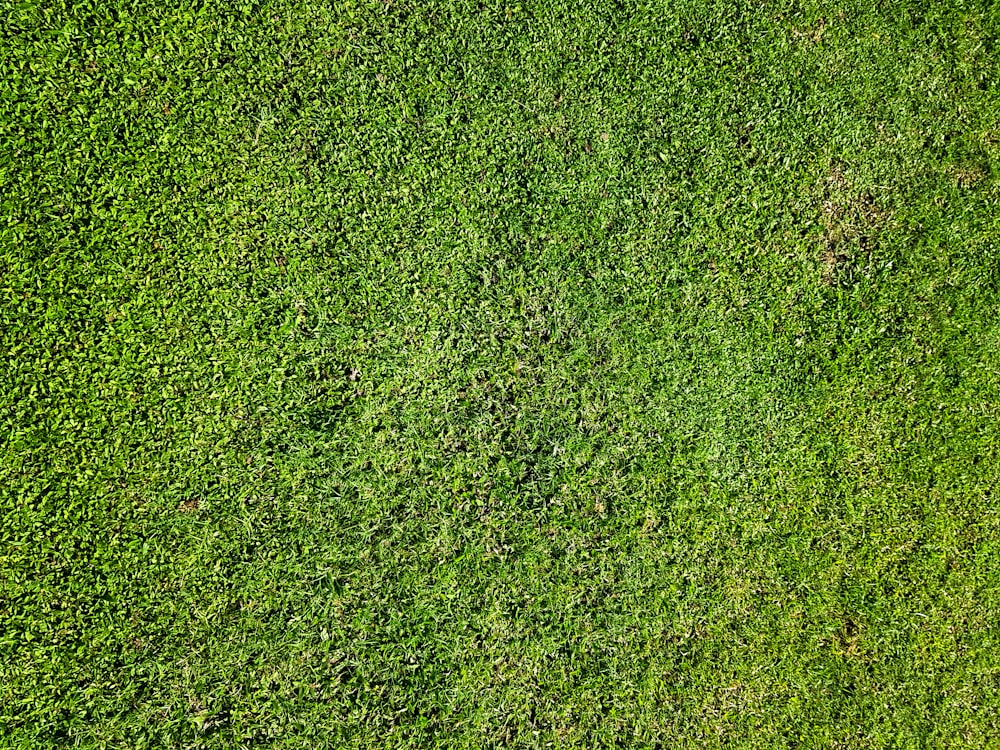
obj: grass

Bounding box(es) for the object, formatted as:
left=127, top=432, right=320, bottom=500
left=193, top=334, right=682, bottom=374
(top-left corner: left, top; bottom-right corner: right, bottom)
left=2, top=0, right=1000, bottom=746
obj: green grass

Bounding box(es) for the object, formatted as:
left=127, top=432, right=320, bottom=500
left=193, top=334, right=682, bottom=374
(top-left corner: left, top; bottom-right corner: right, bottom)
left=2, top=0, right=1000, bottom=746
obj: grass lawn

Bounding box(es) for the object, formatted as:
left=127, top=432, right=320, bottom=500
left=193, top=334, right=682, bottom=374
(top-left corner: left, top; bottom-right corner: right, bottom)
left=3, top=0, right=1000, bottom=746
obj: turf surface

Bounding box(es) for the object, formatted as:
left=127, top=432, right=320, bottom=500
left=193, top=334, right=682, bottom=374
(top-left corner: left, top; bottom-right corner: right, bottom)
left=3, top=0, right=1000, bottom=746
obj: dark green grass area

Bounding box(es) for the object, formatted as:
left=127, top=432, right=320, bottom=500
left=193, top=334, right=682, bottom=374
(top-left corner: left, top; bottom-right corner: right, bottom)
left=3, top=0, right=1000, bottom=745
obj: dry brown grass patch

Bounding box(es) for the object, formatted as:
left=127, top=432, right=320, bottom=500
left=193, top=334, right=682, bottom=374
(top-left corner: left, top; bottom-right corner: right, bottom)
left=817, top=166, right=891, bottom=286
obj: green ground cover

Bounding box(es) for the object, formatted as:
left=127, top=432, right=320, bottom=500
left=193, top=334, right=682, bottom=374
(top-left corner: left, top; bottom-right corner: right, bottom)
left=2, top=0, right=1000, bottom=746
